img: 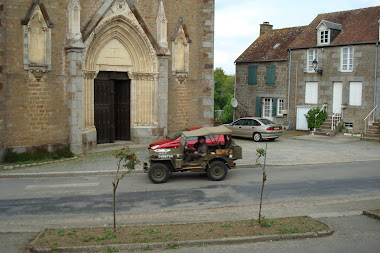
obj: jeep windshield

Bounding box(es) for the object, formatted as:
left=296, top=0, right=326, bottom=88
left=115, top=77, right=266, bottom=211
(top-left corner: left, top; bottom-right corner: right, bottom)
left=167, top=129, right=188, bottom=140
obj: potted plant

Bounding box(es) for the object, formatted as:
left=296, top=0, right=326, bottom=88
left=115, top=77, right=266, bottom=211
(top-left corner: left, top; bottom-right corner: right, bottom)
left=341, top=102, right=348, bottom=109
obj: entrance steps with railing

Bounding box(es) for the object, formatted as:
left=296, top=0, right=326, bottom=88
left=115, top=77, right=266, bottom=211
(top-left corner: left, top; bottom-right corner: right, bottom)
left=361, top=121, right=380, bottom=142
left=314, top=116, right=342, bottom=136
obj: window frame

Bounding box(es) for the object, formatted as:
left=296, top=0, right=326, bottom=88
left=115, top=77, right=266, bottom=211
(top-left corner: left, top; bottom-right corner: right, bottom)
left=341, top=46, right=354, bottom=72
left=349, top=82, right=362, bottom=106
left=318, top=29, right=330, bottom=45
left=277, top=99, right=284, bottom=116
left=305, top=82, right=319, bottom=104
left=307, top=49, right=318, bottom=72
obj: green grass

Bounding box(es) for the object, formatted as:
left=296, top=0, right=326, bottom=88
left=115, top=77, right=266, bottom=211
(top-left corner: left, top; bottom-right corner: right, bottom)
left=3, top=147, right=74, bottom=165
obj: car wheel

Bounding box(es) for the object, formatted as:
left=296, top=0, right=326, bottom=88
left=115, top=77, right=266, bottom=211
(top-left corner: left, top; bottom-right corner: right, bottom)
left=253, top=132, right=262, bottom=142
left=148, top=163, right=170, bottom=184
left=207, top=161, right=228, bottom=181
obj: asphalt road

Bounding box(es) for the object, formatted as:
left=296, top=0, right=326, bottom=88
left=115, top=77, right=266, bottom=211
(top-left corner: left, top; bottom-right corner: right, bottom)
left=0, top=161, right=379, bottom=230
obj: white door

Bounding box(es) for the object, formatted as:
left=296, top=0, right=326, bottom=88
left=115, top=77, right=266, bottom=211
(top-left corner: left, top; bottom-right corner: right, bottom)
left=333, top=82, right=343, bottom=114
left=296, top=107, right=311, bottom=130
left=262, top=98, right=273, bottom=120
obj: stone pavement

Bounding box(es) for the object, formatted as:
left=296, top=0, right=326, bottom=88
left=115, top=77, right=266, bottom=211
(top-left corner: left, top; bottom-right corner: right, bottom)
left=0, top=132, right=379, bottom=177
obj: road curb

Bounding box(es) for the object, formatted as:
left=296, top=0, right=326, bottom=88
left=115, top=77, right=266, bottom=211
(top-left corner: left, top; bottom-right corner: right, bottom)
left=0, top=169, right=146, bottom=178
left=362, top=210, right=380, bottom=220
left=0, top=157, right=78, bottom=170
left=29, top=229, right=334, bottom=252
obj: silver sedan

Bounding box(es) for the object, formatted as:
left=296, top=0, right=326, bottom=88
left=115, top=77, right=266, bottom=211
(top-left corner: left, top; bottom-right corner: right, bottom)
left=224, top=117, right=283, bottom=142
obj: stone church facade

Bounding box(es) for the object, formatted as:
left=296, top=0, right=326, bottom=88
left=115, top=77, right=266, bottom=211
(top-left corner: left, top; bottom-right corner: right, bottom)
left=0, top=0, right=215, bottom=158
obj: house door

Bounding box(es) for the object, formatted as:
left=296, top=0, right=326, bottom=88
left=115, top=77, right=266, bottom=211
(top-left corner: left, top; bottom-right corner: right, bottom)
left=94, top=72, right=131, bottom=144
left=333, top=82, right=343, bottom=114
left=262, top=98, right=273, bottom=120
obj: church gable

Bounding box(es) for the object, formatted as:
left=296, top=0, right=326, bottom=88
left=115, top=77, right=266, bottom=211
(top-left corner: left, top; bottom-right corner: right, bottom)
left=81, top=0, right=161, bottom=53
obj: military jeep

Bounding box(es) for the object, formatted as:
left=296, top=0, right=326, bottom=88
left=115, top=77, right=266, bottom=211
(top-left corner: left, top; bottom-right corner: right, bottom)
left=144, top=125, right=242, bottom=183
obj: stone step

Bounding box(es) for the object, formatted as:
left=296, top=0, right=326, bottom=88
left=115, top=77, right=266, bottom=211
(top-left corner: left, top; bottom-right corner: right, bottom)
left=360, top=136, right=380, bottom=142
left=314, top=131, right=330, bottom=136
left=364, top=133, right=379, bottom=138
left=368, top=126, right=379, bottom=131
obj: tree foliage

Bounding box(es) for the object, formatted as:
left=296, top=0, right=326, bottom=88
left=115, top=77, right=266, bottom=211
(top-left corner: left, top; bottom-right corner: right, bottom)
left=214, top=67, right=235, bottom=123
left=305, top=108, right=327, bottom=130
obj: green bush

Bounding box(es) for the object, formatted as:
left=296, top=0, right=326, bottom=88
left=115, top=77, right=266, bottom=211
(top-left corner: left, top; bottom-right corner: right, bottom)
left=305, top=108, right=327, bottom=130
left=4, top=147, right=74, bottom=164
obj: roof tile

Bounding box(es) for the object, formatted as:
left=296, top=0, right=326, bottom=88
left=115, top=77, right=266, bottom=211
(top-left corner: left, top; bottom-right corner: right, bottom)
left=290, top=6, right=380, bottom=48
left=236, top=26, right=305, bottom=63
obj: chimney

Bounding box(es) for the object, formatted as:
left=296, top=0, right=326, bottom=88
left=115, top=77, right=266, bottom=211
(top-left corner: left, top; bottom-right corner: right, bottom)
left=260, top=22, right=273, bottom=36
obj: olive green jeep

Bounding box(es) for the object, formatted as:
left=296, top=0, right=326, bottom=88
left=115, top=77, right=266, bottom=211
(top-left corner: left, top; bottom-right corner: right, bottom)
left=143, top=126, right=242, bottom=183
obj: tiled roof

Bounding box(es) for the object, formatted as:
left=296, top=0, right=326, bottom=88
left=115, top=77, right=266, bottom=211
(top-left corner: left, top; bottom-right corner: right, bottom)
left=290, top=6, right=380, bottom=48
left=235, top=26, right=305, bottom=63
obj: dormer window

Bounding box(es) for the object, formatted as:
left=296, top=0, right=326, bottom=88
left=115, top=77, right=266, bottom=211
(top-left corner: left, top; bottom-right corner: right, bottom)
left=316, top=20, right=342, bottom=46
left=320, top=30, right=329, bottom=44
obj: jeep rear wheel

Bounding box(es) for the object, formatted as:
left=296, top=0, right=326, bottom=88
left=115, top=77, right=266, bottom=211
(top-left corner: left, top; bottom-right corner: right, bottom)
left=148, top=163, right=170, bottom=184
left=207, top=161, right=228, bottom=181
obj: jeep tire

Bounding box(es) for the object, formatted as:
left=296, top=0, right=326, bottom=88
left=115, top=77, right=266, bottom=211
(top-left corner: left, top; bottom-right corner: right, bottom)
left=148, top=163, right=170, bottom=184
left=207, top=161, right=228, bottom=181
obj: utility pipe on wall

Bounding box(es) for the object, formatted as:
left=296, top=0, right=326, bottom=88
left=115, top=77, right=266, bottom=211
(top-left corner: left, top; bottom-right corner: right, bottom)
left=374, top=42, right=378, bottom=121
left=287, top=49, right=292, bottom=121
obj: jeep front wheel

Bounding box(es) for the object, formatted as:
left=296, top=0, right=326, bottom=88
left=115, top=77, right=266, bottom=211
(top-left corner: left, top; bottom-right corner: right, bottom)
left=148, top=163, right=170, bottom=184
left=207, top=161, right=228, bottom=181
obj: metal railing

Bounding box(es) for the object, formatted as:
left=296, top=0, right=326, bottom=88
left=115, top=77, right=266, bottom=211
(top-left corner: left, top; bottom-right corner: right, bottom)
left=313, top=104, right=328, bottom=132
left=331, top=109, right=343, bottom=130
left=364, top=105, right=378, bottom=134
left=316, top=104, right=328, bottom=119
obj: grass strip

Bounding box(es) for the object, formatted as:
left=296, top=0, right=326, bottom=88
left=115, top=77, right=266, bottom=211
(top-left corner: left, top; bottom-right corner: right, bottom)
left=33, top=216, right=328, bottom=249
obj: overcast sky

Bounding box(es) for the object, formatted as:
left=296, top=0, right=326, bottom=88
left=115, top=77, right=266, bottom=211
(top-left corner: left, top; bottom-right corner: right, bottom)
left=214, top=0, right=380, bottom=75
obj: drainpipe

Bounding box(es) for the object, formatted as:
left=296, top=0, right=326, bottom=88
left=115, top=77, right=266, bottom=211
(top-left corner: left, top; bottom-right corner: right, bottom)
left=374, top=42, right=378, bottom=121
left=287, top=49, right=292, bottom=121
left=234, top=62, right=237, bottom=121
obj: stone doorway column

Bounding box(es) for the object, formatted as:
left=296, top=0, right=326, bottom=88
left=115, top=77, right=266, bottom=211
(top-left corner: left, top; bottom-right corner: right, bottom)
left=157, top=55, right=169, bottom=137
left=82, top=70, right=98, bottom=151
left=66, top=44, right=85, bottom=154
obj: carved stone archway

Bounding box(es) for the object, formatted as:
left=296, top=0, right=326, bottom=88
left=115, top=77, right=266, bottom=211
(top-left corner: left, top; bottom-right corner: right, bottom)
left=82, top=15, right=159, bottom=145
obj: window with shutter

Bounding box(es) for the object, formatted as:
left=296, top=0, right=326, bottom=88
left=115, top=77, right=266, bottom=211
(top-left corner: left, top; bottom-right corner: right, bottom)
left=255, top=97, right=261, bottom=117
left=272, top=98, right=277, bottom=117
left=248, top=65, right=257, bottom=85
left=266, top=65, right=275, bottom=86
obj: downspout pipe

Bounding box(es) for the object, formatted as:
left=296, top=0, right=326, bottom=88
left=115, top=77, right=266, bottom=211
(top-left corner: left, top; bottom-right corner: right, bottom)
left=287, top=49, right=292, bottom=121
left=374, top=42, right=378, bottom=121
left=234, top=62, right=237, bottom=121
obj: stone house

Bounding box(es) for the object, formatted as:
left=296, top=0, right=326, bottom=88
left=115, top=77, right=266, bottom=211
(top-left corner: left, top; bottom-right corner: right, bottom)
left=235, top=6, right=380, bottom=133
left=235, top=22, right=304, bottom=125
left=288, top=6, right=380, bottom=133
left=0, top=0, right=215, bottom=160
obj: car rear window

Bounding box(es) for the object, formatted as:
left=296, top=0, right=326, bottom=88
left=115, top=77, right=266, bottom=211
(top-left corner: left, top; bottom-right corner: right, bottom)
left=258, top=119, right=275, bottom=125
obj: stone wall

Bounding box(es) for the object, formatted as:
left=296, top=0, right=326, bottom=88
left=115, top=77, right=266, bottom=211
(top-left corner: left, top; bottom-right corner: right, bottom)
left=2, top=0, right=69, bottom=151
left=0, top=0, right=5, bottom=159
left=289, top=44, right=380, bottom=132
left=235, top=61, right=288, bottom=124
left=165, top=0, right=215, bottom=132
